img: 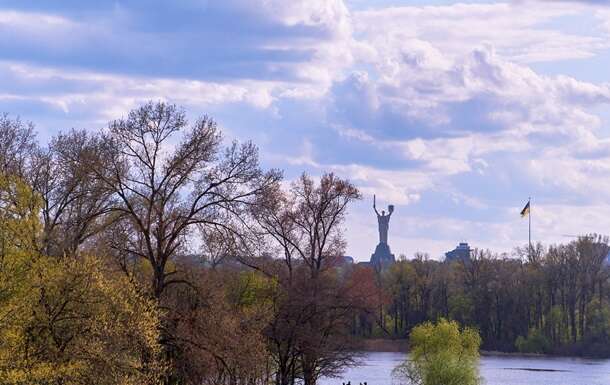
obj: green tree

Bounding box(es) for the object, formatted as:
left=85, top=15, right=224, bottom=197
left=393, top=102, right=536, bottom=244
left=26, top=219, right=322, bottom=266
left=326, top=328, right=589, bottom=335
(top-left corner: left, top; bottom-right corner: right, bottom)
left=393, top=319, right=481, bottom=385
left=0, top=173, right=42, bottom=341
left=515, top=329, right=551, bottom=354
left=0, top=174, right=165, bottom=385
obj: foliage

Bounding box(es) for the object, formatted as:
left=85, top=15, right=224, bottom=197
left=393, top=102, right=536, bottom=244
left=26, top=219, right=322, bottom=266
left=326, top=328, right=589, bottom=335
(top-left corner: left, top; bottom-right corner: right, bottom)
left=357, top=238, right=610, bottom=358
left=9, top=101, right=610, bottom=385
left=515, top=329, right=551, bottom=354
left=250, top=173, right=364, bottom=385
left=0, top=172, right=41, bottom=253
left=577, top=299, right=610, bottom=357
left=0, top=174, right=165, bottom=385
left=0, top=106, right=286, bottom=385
left=227, top=270, right=277, bottom=310
left=166, top=268, right=274, bottom=385
left=393, top=319, right=481, bottom=385
left=3, top=257, right=165, bottom=385
left=585, top=299, right=610, bottom=341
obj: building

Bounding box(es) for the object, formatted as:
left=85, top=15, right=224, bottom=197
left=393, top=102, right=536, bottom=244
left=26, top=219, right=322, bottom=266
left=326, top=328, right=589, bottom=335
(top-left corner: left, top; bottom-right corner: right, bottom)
left=342, top=256, right=355, bottom=265
left=445, top=242, right=471, bottom=262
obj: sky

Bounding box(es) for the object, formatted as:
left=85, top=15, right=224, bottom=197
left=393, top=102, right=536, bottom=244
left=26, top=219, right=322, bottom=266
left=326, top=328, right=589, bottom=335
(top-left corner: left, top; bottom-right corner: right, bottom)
left=2, top=0, right=610, bottom=260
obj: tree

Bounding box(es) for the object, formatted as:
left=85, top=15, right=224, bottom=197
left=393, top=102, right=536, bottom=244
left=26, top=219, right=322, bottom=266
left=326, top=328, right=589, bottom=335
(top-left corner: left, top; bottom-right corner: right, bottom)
left=250, top=172, right=363, bottom=385
left=0, top=174, right=164, bottom=385
left=0, top=173, right=41, bottom=342
left=384, top=258, right=416, bottom=337
left=67, top=101, right=283, bottom=384
left=515, top=329, right=551, bottom=354
left=3, top=256, right=165, bottom=385
left=82, top=101, right=281, bottom=299
left=31, top=130, right=115, bottom=257
left=165, top=268, right=273, bottom=385
left=393, top=319, right=481, bottom=385
left=0, top=114, right=36, bottom=177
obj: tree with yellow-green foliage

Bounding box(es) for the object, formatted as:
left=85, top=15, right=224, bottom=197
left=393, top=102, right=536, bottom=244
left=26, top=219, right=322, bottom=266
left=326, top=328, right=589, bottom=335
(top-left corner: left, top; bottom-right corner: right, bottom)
left=0, top=174, right=42, bottom=339
left=0, top=174, right=165, bottom=385
left=393, top=319, right=481, bottom=385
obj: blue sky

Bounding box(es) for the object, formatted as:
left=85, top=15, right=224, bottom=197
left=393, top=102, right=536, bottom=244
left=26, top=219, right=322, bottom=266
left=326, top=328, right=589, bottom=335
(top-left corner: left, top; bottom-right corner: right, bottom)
left=2, top=0, right=610, bottom=260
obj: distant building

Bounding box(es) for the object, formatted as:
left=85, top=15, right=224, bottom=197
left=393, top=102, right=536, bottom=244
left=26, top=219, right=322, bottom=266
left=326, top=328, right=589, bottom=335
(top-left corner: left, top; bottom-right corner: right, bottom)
left=445, top=242, right=471, bottom=262
left=332, top=255, right=355, bottom=269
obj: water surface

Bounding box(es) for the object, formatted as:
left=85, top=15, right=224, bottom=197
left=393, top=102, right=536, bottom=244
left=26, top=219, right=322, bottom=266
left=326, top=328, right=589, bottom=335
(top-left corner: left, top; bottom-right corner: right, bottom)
left=319, top=352, right=610, bottom=385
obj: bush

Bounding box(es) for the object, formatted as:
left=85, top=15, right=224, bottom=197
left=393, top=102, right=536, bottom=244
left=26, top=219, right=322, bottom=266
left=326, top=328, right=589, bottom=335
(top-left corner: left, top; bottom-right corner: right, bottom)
left=515, top=329, right=551, bottom=354
left=393, top=319, right=481, bottom=385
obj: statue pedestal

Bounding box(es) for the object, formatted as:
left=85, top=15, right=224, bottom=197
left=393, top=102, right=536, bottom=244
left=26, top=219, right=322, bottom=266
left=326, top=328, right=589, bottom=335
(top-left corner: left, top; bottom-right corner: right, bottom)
left=370, top=242, right=395, bottom=270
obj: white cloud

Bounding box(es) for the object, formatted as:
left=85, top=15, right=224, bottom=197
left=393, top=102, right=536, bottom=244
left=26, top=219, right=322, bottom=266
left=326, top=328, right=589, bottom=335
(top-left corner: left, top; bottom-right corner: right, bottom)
left=3, top=0, right=610, bottom=259
left=355, top=2, right=609, bottom=63
left=0, top=10, right=70, bottom=27
left=0, top=61, right=286, bottom=124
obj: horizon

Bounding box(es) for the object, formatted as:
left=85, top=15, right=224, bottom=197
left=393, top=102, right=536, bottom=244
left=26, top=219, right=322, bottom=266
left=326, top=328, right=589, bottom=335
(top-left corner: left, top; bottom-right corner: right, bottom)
left=2, top=0, right=610, bottom=261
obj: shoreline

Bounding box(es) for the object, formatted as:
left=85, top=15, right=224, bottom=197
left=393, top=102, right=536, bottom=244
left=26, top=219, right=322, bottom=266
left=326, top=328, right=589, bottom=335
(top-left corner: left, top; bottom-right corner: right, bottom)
left=359, top=338, right=408, bottom=352
left=358, top=339, right=609, bottom=359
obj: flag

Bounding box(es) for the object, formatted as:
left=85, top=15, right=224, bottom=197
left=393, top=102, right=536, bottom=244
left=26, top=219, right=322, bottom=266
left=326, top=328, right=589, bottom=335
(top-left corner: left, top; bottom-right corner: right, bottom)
left=520, top=201, right=530, bottom=218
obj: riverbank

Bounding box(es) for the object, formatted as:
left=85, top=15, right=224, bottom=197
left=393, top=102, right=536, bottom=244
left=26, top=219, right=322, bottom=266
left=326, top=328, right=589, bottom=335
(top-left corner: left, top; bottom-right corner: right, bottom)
left=359, top=338, right=408, bottom=352
left=481, top=350, right=548, bottom=358
left=358, top=339, right=589, bottom=359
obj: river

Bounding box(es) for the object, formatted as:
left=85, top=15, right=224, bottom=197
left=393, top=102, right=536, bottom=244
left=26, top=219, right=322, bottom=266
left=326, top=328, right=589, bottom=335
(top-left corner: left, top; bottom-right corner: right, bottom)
left=318, top=351, right=610, bottom=385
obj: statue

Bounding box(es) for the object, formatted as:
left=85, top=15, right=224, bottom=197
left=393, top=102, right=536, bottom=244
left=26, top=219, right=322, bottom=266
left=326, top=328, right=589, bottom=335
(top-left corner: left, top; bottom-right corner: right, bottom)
left=373, top=194, right=394, bottom=244
left=370, top=195, right=396, bottom=270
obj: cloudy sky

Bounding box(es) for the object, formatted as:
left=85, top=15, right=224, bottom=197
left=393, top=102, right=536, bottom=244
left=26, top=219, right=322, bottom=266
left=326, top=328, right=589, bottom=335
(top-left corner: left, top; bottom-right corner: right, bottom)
left=2, top=0, right=610, bottom=260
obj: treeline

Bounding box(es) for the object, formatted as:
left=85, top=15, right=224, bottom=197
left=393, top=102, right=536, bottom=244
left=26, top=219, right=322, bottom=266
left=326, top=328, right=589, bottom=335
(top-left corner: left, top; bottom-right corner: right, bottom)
left=354, top=241, right=610, bottom=357
left=0, top=104, right=378, bottom=385
left=3, top=102, right=609, bottom=385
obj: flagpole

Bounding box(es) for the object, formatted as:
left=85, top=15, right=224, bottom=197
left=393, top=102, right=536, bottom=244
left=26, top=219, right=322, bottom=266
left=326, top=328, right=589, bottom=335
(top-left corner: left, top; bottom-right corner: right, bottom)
left=527, top=197, right=532, bottom=261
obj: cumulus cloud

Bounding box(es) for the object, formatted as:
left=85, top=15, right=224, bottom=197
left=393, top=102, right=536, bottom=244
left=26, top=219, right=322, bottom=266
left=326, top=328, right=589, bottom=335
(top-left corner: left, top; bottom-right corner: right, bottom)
left=0, top=1, right=352, bottom=85
left=0, top=60, right=286, bottom=134
left=320, top=3, right=610, bottom=204
left=355, top=2, right=609, bottom=63
left=326, top=43, right=610, bottom=202
left=317, top=2, right=610, bottom=257
left=2, top=0, right=610, bottom=259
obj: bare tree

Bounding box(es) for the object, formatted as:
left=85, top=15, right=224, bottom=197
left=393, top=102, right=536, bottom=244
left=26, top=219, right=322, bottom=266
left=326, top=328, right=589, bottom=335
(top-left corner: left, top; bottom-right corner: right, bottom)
left=198, top=225, right=235, bottom=269
left=84, top=101, right=281, bottom=299
left=30, top=130, right=115, bottom=257
left=0, top=115, right=115, bottom=258
left=0, top=113, right=37, bottom=177
left=250, top=173, right=363, bottom=385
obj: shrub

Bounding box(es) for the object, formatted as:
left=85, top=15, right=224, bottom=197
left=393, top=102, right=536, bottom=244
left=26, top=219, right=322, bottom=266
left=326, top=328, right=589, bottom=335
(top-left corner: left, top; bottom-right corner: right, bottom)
left=515, top=329, right=551, bottom=354
left=393, top=319, right=481, bottom=385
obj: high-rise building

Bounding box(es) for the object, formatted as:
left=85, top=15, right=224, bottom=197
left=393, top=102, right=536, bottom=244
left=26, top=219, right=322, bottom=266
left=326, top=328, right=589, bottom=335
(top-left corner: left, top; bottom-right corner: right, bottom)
left=445, top=242, right=471, bottom=262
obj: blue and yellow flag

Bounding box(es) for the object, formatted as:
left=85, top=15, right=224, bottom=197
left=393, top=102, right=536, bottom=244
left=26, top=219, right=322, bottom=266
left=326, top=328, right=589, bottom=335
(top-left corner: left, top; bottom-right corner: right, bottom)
left=520, top=201, right=530, bottom=217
